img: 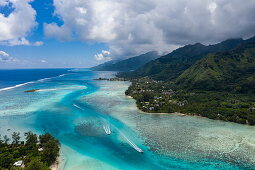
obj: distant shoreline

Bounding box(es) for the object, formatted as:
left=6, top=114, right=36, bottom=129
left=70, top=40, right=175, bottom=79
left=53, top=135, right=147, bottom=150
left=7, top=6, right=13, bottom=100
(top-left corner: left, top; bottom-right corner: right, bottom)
left=126, top=95, right=186, bottom=116
left=98, top=78, right=254, bottom=126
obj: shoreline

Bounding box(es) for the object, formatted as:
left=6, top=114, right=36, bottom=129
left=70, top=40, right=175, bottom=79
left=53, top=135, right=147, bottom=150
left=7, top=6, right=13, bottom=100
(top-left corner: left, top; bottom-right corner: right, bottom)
left=44, top=75, right=255, bottom=169
left=50, top=146, right=65, bottom=170
left=123, top=85, right=251, bottom=125
left=142, top=111, right=186, bottom=116
left=127, top=94, right=254, bottom=125
left=126, top=95, right=133, bottom=99
left=121, top=84, right=186, bottom=116
left=50, top=158, right=60, bottom=170
left=120, top=78, right=254, bottom=125
left=126, top=94, right=186, bottom=116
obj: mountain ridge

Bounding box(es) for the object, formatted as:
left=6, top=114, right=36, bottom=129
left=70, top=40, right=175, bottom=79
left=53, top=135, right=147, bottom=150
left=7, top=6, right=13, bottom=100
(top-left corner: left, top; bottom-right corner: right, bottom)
left=118, top=38, right=245, bottom=80
left=91, top=51, right=159, bottom=72
left=176, top=37, right=255, bottom=92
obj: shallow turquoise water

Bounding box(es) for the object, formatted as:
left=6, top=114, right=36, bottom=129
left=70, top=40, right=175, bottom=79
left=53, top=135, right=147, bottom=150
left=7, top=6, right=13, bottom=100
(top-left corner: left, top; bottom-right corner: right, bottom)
left=0, top=70, right=254, bottom=169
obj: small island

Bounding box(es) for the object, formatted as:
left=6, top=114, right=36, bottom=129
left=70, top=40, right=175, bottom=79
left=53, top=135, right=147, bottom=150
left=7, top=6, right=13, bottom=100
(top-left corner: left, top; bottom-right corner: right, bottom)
left=24, top=89, right=40, bottom=93
left=0, top=132, right=60, bottom=170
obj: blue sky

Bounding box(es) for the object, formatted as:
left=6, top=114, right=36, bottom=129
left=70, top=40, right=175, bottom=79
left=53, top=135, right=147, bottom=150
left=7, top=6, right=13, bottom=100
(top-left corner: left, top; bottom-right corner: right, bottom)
left=0, top=0, right=108, bottom=68
left=0, top=0, right=254, bottom=68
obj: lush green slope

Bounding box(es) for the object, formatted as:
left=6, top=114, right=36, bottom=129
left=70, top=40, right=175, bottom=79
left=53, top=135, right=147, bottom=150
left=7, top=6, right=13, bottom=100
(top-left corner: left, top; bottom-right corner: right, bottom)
left=119, top=36, right=255, bottom=125
left=125, top=78, right=255, bottom=125
left=90, top=59, right=121, bottom=71
left=91, top=51, right=159, bottom=71
left=176, top=38, right=255, bottom=92
left=118, top=39, right=244, bottom=80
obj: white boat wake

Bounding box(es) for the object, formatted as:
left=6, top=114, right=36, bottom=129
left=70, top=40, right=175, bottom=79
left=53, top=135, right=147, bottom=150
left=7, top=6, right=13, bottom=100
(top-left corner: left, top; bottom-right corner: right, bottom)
left=73, top=104, right=84, bottom=110
left=103, top=124, right=111, bottom=135
left=119, top=131, right=143, bottom=153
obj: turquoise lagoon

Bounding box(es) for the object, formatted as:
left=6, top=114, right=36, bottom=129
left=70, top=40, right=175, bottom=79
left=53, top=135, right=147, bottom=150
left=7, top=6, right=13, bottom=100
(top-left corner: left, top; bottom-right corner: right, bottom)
left=0, top=69, right=254, bottom=170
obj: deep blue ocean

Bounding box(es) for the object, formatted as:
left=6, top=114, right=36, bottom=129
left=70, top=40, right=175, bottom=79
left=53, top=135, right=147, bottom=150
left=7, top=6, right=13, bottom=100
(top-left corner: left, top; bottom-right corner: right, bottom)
left=0, top=69, right=70, bottom=88
left=0, top=69, right=254, bottom=170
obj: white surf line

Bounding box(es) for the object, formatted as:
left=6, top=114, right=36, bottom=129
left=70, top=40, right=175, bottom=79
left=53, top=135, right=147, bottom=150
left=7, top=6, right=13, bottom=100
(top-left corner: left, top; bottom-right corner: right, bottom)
left=38, top=73, right=68, bottom=82
left=58, top=74, right=66, bottom=77
left=37, top=77, right=52, bottom=82
left=0, top=73, right=69, bottom=93
left=0, top=81, right=35, bottom=92
left=119, top=131, right=143, bottom=153
left=73, top=104, right=84, bottom=111
left=103, top=124, right=111, bottom=135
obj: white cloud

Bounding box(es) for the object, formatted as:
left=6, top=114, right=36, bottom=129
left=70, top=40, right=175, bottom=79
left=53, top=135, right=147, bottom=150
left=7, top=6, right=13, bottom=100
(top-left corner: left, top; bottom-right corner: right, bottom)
left=34, top=41, right=44, bottom=46
left=0, top=0, right=8, bottom=6
left=0, top=50, right=9, bottom=57
left=45, top=0, right=255, bottom=59
left=4, top=37, right=44, bottom=46
left=0, top=50, right=16, bottom=62
left=95, top=50, right=111, bottom=61
left=0, top=0, right=42, bottom=46
left=44, top=23, right=72, bottom=41
left=41, top=59, right=47, bottom=63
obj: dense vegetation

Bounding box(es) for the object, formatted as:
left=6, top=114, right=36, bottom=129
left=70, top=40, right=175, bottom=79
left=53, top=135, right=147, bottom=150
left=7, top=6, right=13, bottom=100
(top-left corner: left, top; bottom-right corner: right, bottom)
left=91, top=51, right=159, bottom=71
left=118, top=38, right=244, bottom=80
left=176, top=39, right=255, bottom=92
left=126, top=79, right=255, bottom=125
left=0, top=132, right=60, bottom=170
left=90, top=59, right=121, bottom=71
left=118, top=36, right=255, bottom=125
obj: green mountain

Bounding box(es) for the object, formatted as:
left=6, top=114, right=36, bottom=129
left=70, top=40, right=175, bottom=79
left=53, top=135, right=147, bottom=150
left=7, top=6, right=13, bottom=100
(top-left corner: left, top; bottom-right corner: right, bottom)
left=176, top=37, right=255, bottom=93
left=90, top=59, right=121, bottom=71
left=91, top=51, right=159, bottom=71
left=118, top=38, right=244, bottom=80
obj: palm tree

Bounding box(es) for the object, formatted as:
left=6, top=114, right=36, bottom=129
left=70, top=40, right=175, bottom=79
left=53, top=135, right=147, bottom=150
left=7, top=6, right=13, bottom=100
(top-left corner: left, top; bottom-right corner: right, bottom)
left=3, top=135, right=10, bottom=144
left=12, top=132, right=21, bottom=145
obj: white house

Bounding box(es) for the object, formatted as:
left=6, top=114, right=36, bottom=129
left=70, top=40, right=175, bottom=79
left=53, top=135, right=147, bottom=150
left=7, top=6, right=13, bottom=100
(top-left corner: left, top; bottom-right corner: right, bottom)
left=13, top=160, right=23, bottom=167
left=38, top=148, right=44, bottom=151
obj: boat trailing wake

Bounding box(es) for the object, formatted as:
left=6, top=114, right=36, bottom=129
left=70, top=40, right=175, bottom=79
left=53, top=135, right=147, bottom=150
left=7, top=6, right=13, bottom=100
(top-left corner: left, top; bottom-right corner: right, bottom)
left=119, top=131, right=143, bottom=153
left=73, top=104, right=84, bottom=110
left=103, top=124, right=111, bottom=135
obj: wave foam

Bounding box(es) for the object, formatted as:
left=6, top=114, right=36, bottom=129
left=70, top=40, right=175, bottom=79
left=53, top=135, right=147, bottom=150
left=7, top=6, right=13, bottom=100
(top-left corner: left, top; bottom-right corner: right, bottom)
left=0, top=81, right=35, bottom=92
left=0, top=73, right=69, bottom=93
left=38, top=74, right=68, bottom=82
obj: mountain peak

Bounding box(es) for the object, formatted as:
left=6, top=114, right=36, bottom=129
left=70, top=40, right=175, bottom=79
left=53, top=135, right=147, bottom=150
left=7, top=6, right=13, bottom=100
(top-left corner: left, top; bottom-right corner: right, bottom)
left=91, top=51, right=159, bottom=71
left=119, top=37, right=249, bottom=81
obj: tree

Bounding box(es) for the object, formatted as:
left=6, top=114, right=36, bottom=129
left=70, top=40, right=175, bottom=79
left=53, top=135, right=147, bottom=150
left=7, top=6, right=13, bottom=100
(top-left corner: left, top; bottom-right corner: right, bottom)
left=41, top=140, right=60, bottom=165
left=0, top=134, right=3, bottom=145
left=12, top=132, right=21, bottom=145
left=24, top=131, right=38, bottom=148
left=39, top=133, right=54, bottom=144
left=0, top=152, right=14, bottom=168
left=3, top=135, right=10, bottom=144
left=25, top=159, right=50, bottom=170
